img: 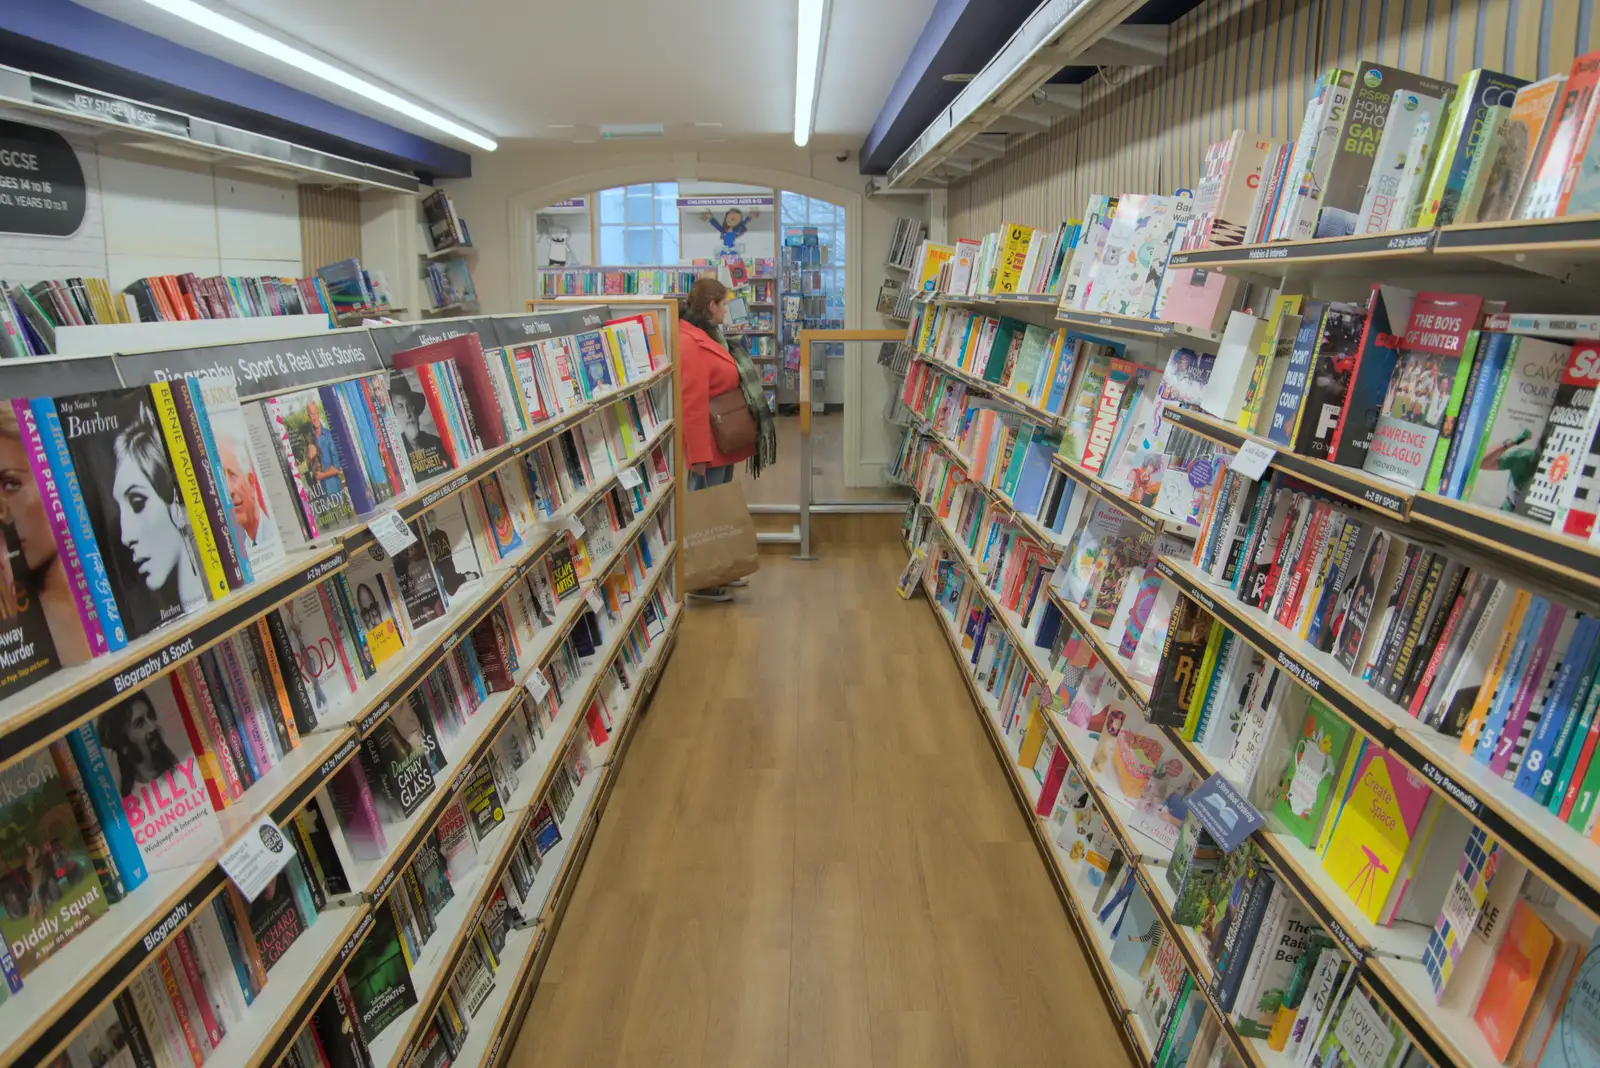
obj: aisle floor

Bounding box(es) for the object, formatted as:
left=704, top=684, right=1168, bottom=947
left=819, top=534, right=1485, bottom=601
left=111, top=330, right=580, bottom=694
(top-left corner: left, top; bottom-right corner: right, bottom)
left=512, top=542, right=1134, bottom=1068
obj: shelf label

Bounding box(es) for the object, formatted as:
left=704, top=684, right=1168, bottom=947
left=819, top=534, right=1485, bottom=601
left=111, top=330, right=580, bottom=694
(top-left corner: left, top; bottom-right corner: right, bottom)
left=219, top=816, right=297, bottom=901
left=368, top=510, right=417, bottom=557
left=1230, top=440, right=1277, bottom=481
left=526, top=668, right=551, bottom=702
left=1361, top=486, right=1407, bottom=515
left=618, top=467, right=644, bottom=490
left=1187, top=774, right=1264, bottom=853
left=1414, top=759, right=1483, bottom=816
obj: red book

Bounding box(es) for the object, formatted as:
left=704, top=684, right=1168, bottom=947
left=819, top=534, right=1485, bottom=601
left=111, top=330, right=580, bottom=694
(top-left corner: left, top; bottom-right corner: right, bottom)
left=1277, top=502, right=1329, bottom=628
left=1036, top=747, right=1070, bottom=815
left=391, top=334, right=510, bottom=448
left=156, top=951, right=206, bottom=1067
left=168, top=668, right=233, bottom=811
left=173, top=930, right=224, bottom=1046
left=1326, top=286, right=1410, bottom=467
left=586, top=703, right=609, bottom=746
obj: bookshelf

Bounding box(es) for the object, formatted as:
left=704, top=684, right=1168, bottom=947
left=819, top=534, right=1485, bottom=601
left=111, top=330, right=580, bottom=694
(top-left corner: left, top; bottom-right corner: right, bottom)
left=897, top=151, right=1600, bottom=1063
left=0, top=300, right=685, bottom=1068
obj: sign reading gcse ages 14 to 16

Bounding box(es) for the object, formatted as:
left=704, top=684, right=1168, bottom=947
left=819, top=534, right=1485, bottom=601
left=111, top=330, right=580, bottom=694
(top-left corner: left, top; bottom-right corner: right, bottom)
left=0, top=120, right=86, bottom=237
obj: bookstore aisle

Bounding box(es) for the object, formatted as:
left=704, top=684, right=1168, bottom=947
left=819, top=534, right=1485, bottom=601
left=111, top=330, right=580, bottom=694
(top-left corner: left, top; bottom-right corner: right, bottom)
left=511, top=546, right=1134, bottom=1068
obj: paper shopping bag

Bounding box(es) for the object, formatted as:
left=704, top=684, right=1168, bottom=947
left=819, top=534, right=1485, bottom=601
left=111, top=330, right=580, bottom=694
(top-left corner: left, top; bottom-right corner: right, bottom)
left=682, top=480, right=760, bottom=590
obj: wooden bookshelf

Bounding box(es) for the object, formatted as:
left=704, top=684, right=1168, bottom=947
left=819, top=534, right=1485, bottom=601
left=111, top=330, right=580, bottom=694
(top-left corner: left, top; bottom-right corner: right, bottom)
left=910, top=419, right=1067, bottom=555
left=1049, top=453, right=1200, bottom=538
left=1154, top=554, right=1600, bottom=924
left=0, top=303, right=686, bottom=1068
left=908, top=353, right=1066, bottom=428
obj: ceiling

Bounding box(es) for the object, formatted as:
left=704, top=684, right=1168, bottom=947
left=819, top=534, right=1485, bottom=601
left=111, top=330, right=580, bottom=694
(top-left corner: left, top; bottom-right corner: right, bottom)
left=74, top=0, right=942, bottom=147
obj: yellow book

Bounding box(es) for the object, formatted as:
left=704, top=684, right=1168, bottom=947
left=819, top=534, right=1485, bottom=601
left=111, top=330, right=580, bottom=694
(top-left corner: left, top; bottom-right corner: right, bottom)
left=1181, top=622, right=1225, bottom=739
left=1018, top=705, right=1049, bottom=769
left=1239, top=294, right=1304, bottom=431
left=149, top=382, right=229, bottom=600
left=1313, top=738, right=1365, bottom=857
left=915, top=242, right=955, bottom=295
left=1319, top=747, right=1440, bottom=923
left=1458, top=590, right=1533, bottom=754
left=992, top=222, right=1035, bottom=294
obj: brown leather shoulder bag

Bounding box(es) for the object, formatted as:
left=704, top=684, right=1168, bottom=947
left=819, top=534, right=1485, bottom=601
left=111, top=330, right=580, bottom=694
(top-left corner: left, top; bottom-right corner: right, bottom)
left=708, top=389, right=757, bottom=455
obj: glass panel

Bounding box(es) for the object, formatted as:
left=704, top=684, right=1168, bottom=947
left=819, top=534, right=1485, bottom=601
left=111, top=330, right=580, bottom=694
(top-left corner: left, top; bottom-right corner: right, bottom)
left=598, top=187, right=624, bottom=222
left=625, top=227, right=654, bottom=264
left=653, top=182, right=679, bottom=222
left=808, top=339, right=915, bottom=508
left=660, top=226, right=680, bottom=264
left=626, top=187, right=653, bottom=224
left=600, top=226, right=625, bottom=265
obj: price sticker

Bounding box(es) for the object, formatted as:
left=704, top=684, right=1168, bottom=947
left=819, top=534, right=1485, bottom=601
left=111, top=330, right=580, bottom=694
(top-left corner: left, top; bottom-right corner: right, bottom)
left=525, top=669, right=551, bottom=701
left=586, top=589, right=605, bottom=613
left=1229, top=440, right=1277, bottom=481
left=618, top=467, right=644, bottom=490
left=368, top=510, right=417, bottom=556
left=219, top=816, right=296, bottom=901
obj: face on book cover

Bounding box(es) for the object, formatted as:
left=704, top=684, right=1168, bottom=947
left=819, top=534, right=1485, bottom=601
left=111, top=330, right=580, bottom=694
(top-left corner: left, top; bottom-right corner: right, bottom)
left=218, top=434, right=263, bottom=542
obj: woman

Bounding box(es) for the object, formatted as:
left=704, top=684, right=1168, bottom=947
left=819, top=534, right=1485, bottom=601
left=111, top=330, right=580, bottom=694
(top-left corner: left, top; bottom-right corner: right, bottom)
left=0, top=407, right=86, bottom=663
left=678, top=276, right=776, bottom=602
left=113, top=403, right=206, bottom=621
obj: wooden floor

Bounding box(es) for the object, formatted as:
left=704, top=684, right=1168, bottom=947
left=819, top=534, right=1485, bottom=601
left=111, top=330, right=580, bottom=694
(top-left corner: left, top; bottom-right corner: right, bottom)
left=509, top=542, right=1135, bottom=1068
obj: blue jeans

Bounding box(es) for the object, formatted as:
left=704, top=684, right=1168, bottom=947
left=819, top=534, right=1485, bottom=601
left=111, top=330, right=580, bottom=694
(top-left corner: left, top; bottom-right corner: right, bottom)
left=689, top=464, right=734, bottom=490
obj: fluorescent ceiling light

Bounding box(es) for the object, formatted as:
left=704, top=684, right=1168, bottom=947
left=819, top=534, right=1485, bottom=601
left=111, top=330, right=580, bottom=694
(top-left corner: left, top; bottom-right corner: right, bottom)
left=793, top=0, right=831, bottom=147
left=132, top=0, right=498, bottom=151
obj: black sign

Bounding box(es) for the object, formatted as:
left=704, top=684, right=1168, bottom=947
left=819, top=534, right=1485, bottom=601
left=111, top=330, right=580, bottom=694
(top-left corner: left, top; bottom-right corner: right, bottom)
left=115, top=330, right=385, bottom=400
left=0, top=121, right=86, bottom=237
left=30, top=78, right=191, bottom=138
left=369, top=317, right=500, bottom=362
left=490, top=310, right=589, bottom=347
left=0, top=354, right=120, bottom=401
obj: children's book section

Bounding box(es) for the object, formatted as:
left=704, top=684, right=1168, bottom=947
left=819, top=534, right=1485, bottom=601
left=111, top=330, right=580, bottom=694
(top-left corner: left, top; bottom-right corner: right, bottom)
left=894, top=48, right=1600, bottom=1068
left=0, top=300, right=684, bottom=1068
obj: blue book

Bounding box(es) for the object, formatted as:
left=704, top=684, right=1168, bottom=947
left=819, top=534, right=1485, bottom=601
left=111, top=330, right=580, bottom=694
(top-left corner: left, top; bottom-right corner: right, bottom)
left=1050, top=479, right=1081, bottom=534
left=30, top=399, right=128, bottom=651
left=1445, top=332, right=1514, bottom=498
left=1474, top=597, right=1549, bottom=765
left=1267, top=300, right=1328, bottom=447
left=1011, top=436, right=1058, bottom=516
left=1518, top=618, right=1600, bottom=798
left=182, top=380, right=253, bottom=586
left=210, top=898, right=257, bottom=1005
left=317, top=386, right=374, bottom=516
left=1536, top=631, right=1600, bottom=807
left=575, top=332, right=614, bottom=396
left=344, top=382, right=393, bottom=502
left=1042, top=334, right=1080, bottom=414
left=64, top=723, right=149, bottom=892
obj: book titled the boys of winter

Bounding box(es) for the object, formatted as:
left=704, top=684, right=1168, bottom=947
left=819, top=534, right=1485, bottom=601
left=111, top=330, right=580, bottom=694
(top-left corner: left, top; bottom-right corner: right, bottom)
left=1365, top=293, right=1486, bottom=488
left=0, top=751, right=108, bottom=978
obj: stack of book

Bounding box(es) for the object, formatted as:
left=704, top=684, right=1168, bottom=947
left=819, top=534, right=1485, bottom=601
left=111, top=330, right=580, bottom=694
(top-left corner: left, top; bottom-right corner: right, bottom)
left=886, top=216, right=928, bottom=269
left=423, top=259, right=478, bottom=311
left=315, top=259, right=394, bottom=318
left=536, top=267, right=703, bottom=298
left=423, top=190, right=472, bottom=253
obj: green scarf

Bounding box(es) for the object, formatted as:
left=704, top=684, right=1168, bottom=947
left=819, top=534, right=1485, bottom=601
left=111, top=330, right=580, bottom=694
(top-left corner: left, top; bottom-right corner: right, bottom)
left=708, top=323, right=778, bottom=479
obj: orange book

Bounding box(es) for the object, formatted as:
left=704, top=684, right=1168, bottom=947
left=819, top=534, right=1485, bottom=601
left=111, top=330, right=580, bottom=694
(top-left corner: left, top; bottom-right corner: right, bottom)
left=1474, top=900, right=1556, bottom=1060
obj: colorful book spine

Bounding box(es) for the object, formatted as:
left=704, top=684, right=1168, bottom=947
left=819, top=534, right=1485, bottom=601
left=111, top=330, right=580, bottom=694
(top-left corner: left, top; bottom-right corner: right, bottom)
left=29, top=398, right=128, bottom=651
left=64, top=722, right=150, bottom=890
left=184, top=378, right=254, bottom=586
left=150, top=383, right=229, bottom=600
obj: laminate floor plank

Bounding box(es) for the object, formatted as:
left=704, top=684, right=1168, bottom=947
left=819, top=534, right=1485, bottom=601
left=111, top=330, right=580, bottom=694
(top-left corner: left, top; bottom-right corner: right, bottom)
left=508, top=545, right=1134, bottom=1068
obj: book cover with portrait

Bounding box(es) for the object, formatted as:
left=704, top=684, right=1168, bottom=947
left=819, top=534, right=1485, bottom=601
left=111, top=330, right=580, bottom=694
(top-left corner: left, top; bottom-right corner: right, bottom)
left=341, top=546, right=406, bottom=671
left=345, top=905, right=416, bottom=1043
left=387, top=368, right=452, bottom=483
left=390, top=522, right=446, bottom=629
left=0, top=520, right=60, bottom=700
left=88, top=681, right=221, bottom=871
left=262, top=388, right=357, bottom=537
left=56, top=389, right=207, bottom=639
left=420, top=497, right=484, bottom=605
left=195, top=375, right=286, bottom=576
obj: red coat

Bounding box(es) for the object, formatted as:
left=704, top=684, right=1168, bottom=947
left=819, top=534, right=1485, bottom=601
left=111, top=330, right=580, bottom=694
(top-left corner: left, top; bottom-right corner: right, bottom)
left=679, top=320, right=755, bottom=467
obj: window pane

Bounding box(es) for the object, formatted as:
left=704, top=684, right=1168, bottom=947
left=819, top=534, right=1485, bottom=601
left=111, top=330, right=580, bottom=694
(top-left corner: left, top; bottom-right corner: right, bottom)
left=600, top=226, right=625, bottom=265
left=598, top=187, right=625, bottom=223
left=626, top=227, right=654, bottom=264
left=660, top=227, right=679, bottom=263
left=654, top=182, right=679, bottom=222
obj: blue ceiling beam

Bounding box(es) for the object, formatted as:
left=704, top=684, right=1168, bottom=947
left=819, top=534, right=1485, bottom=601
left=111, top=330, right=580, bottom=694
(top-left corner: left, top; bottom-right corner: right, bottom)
left=0, top=0, right=471, bottom=180
left=858, top=0, right=1041, bottom=176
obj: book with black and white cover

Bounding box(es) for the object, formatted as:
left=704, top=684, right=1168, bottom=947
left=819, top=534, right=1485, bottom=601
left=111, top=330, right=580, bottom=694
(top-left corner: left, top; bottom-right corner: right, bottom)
left=390, top=521, right=448, bottom=629
left=195, top=375, right=286, bottom=577
left=421, top=496, right=485, bottom=605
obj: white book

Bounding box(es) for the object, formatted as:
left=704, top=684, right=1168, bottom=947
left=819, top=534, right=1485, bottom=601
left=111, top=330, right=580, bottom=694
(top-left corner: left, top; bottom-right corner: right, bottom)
left=1279, top=72, right=1355, bottom=241
left=949, top=238, right=982, bottom=294
left=1202, top=647, right=1266, bottom=760
left=1062, top=195, right=1116, bottom=310
left=1288, top=949, right=1346, bottom=1064
left=1358, top=89, right=1447, bottom=233
left=1232, top=883, right=1285, bottom=1023
left=1016, top=231, right=1045, bottom=294
left=1199, top=310, right=1269, bottom=421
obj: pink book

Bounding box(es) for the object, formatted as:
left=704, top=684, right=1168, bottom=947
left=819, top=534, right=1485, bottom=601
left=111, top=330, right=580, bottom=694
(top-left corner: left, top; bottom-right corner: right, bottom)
left=330, top=759, right=389, bottom=861
left=13, top=400, right=107, bottom=658
left=1036, top=747, right=1070, bottom=815
left=1161, top=269, right=1239, bottom=332
left=218, top=637, right=275, bottom=773
left=1489, top=606, right=1570, bottom=775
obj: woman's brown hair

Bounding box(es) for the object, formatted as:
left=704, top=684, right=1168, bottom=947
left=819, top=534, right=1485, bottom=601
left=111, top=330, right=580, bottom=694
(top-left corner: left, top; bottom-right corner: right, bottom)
left=679, top=275, right=728, bottom=333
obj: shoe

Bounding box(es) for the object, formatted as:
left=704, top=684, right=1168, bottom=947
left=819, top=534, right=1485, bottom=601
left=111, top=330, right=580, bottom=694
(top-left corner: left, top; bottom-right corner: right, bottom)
left=727, top=578, right=749, bottom=587
left=689, top=588, right=733, bottom=602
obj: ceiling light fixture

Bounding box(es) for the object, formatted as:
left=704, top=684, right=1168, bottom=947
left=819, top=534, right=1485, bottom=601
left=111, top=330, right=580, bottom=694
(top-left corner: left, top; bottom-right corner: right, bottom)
left=130, top=0, right=498, bottom=151
left=793, top=0, right=832, bottom=147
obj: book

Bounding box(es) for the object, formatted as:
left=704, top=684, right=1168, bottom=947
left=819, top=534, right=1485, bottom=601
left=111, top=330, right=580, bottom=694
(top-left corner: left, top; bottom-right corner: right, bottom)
left=0, top=751, right=109, bottom=977
left=1320, top=745, right=1439, bottom=924
left=1474, top=898, right=1578, bottom=1060
left=1417, top=68, right=1531, bottom=226
left=345, top=906, right=417, bottom=1043
left=1272, top=698, right=1356, bottom=847
left=1521, top=343, right=1600, bottom=533
left=1520, top=50, right=1600, bottom=218
left=1538, top=931, right=1600, bottom=1067
left=1315, top=61, right=1456, bottom=238
left=1465, top=336, right=1572, bottom=512
left=1479, top=74, right=1568, bottom=221
left=1357, top=86, right=1449, bottom=233
left=357, top=718, right=436, bottom=826
left=263, top=388, right=358, bottom=537
left=1275, top=69, right=1356, bottom=240
left=56, top=388, right=207, bottom=639
left=1293, top=301, right=1367, bottom=461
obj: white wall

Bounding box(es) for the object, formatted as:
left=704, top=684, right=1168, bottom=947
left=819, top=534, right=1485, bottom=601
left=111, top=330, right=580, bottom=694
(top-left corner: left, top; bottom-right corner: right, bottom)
left=0, top=134, right=303, bottom=292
